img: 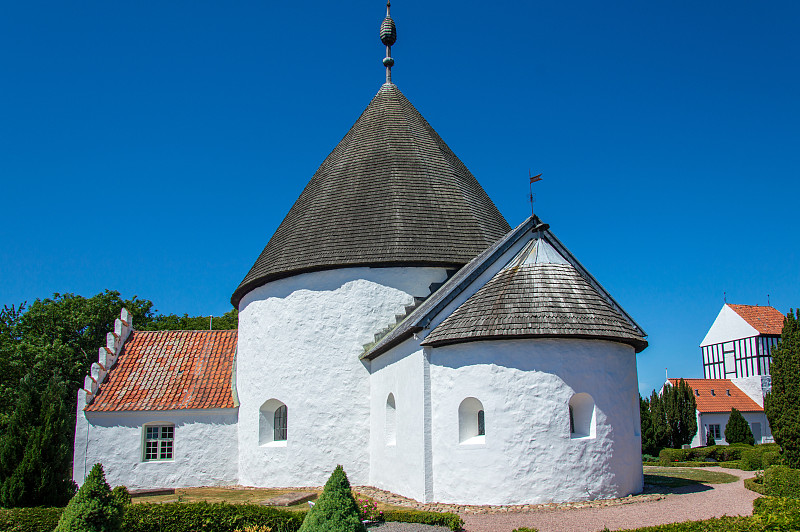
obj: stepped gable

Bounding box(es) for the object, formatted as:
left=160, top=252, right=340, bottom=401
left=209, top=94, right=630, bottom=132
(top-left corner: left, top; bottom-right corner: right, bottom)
left=85, top=329, right=237, bottom=412
left=421, top=235, right=648, bottom=352
left=232, top=83, right=510, bottom=307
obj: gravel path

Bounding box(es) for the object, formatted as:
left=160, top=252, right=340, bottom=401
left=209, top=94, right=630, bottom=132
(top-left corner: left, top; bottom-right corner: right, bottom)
left=460, top=467, right=758, bottom=532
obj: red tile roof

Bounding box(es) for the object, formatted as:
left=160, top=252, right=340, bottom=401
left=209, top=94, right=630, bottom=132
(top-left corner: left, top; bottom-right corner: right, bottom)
left=86, top=330, right=237, bottom=412
left=728, top=304, right=785, bottom=335
left=667, top=378, right=762, bottom=413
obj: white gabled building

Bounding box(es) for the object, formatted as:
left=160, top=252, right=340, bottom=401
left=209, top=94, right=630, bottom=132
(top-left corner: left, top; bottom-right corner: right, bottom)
left=72, top=4, right=649, bottom=505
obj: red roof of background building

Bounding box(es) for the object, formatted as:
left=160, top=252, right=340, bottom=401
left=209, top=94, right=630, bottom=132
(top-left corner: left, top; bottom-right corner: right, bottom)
left=728, top=304, right=785, bottom=335
left=86, top=329, right=237, bottom=412
left=667, top=378, right=762, bottom=413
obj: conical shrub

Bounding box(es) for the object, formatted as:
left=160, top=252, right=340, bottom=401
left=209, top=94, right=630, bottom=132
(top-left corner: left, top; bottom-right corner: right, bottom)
left=725, top=407, right=755, bottom=445
left=298, top=465, right=366, bottom=532
left=55, top=463, right=123, bottom=532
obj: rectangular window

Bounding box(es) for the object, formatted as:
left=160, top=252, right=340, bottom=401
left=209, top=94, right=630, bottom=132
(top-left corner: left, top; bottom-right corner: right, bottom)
left=709, top=424, right=721, bottom=440
left=143, top=425, right=174, bottom=461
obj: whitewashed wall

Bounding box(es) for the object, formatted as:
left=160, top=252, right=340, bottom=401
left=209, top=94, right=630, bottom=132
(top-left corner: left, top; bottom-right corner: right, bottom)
left=369, top=342, right=428, bottom=501
left=237, top=266, right=448, bottom=487
left=73, top=409, right=239, bottom=489
left=429, top=339, right=642, bottom=505
left=695, top=411, right=772, bottom=446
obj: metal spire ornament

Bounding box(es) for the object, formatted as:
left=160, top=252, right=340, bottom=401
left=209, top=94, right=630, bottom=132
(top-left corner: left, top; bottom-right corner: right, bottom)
left=380, top=1, right=397, bottom=84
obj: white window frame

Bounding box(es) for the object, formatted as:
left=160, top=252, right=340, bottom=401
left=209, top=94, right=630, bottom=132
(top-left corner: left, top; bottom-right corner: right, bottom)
left=142, top=424, right=174, bottom=461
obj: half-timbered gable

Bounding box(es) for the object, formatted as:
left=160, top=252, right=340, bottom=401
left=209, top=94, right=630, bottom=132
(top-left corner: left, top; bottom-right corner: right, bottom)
left=700, top=304, right=783, bottom=379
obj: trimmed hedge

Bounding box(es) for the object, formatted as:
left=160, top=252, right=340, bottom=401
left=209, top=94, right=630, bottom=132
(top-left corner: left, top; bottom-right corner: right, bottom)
left=743, top=476, right=766, bottom=495
left=763, top=465, right=800, bottom=499
left=123, top=503, right=304, bottom=532
left=0, top=507, right=63, bottom=532
left=658, top=444, right=781, bottom=467
left=382, top=510, right=463, bottom=531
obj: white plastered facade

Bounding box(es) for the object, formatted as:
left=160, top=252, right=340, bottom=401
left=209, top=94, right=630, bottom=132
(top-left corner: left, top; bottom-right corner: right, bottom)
left=73, top=407, right=239, bottom=489
left=701, top=305, right=759, bottom=347
left=235, top=266, right=449, bottom=488
left=693, top=410, right=772, bottom=447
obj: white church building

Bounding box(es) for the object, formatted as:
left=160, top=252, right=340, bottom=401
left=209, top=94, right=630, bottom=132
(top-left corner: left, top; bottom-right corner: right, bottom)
left=72, top=5, right=649, bottom=506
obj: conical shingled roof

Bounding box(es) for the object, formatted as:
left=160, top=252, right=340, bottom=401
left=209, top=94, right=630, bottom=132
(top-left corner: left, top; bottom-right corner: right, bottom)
left=421, top=236, right=648, bottom=352
left=232, top=83, right=510, bottom=306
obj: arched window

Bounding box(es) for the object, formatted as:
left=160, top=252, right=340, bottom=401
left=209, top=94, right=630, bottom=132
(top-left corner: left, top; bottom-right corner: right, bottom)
left=569, top=393, right=595, bottom=439
left=274, top=404, right=288, bottom=441
left=385, top=393, right=396, bottom=446
left=259, top=399, right=288, bottom=446
left=458, top=397, right=485, bottom=444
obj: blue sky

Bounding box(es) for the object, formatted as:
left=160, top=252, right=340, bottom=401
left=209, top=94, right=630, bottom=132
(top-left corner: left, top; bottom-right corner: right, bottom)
left=1, top=1, right=798, bottom=395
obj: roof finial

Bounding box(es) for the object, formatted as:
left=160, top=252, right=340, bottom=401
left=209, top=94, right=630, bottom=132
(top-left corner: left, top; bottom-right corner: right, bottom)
left=380, top=1, right=397, bottom=85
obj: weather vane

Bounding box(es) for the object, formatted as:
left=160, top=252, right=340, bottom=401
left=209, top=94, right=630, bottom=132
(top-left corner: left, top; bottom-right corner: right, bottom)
left=529, top=170, right=542, bottom=219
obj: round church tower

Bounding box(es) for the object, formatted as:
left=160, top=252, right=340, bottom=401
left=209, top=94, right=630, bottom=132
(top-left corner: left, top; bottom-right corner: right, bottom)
left=232, top=3, right=509, bottom=487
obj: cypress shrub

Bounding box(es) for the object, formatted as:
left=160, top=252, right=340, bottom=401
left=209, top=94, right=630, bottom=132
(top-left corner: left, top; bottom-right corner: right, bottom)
left=54, top=464, right=123, bottom=532
left=297, top=466, right=365, bottom=532
left=765, top=309, right=800, bottom=468
left=724, top=408, right=755, bottom=445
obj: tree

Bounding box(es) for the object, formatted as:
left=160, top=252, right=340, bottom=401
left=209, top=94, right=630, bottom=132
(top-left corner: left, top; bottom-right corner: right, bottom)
left=649, top=380, right=697, bottom=449
left=725, top=407, right=755, bottom=445
left=298, top=465, right=366, bottom=532
left=640, top=395, right=658, bottom=456
left=0, top=375, right=77, bottom=507
left=765, top=309, right=800, bottom=468
left=55, top=463, right=123, bottom=532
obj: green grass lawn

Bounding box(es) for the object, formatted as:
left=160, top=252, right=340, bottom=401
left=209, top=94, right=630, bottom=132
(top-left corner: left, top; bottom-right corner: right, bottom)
left=643, top=466, right=739, bottom=489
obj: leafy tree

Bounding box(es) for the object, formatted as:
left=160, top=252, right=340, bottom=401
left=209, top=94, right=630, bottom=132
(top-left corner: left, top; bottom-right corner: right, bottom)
left=298, top=465, right=366, bottom=532
left=765, top=309, right=800, bottom=468
left=55, top=463, right=123, bottom=532
left=140, top=308, right=238, bottom=331
left=725, top=407, right=755, bottom=445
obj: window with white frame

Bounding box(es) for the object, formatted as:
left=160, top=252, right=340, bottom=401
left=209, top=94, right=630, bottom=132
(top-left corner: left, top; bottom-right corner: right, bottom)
left=708, top=424, right=721, bottom=440
left=143, top=425, right=174, bottom=461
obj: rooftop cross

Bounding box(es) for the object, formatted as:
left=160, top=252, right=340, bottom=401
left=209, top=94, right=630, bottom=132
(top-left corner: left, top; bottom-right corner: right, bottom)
left=380, top=1, right=397, bottom=84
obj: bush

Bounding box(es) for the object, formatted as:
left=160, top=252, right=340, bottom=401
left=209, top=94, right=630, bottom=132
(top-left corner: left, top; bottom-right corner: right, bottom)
left=0, top=507, right=64, bottom=532
left=658, top=448, right=689, bottom=465
left=382, top=510, right=463, bottom=531
left=55, top=463, right=123, bottom=532
left=297, top=466, right=365, bottom=532
left=740, top=448, right=765, bottom=471
left=763, top=450, right=783, bottom=468
left=743, top=473, right=766, bottom=495
left=512, top=528, right=539, bottom=532
left=122, top=503, right=303, bottom=532
left=642, top=454, right=658, bottom=463
left=724, top=408, right=755, bottom=445
left=110, top=486, right=130, bottom=508
left=355, top=497, right=382, bottom=522
left=763, top=465, right=800, bottom=499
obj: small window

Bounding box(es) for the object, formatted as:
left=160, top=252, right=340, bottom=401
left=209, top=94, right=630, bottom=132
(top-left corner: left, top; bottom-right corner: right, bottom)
left=569, top=393, right=595, bottom=439
left=143, top=425, right=174, bottom=461
left=274, top=405, right=288, bottom=441
left=708, top=424, right=721, bottom=440
left=710, top=389, right=716, bottom=396
left=259, top=399, right=288, bottom=446
left=458, top=397, right=485, bottom=444
left=695, top=390, right=700, bottom=396
left=385, top=393, right=397, bottom=446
